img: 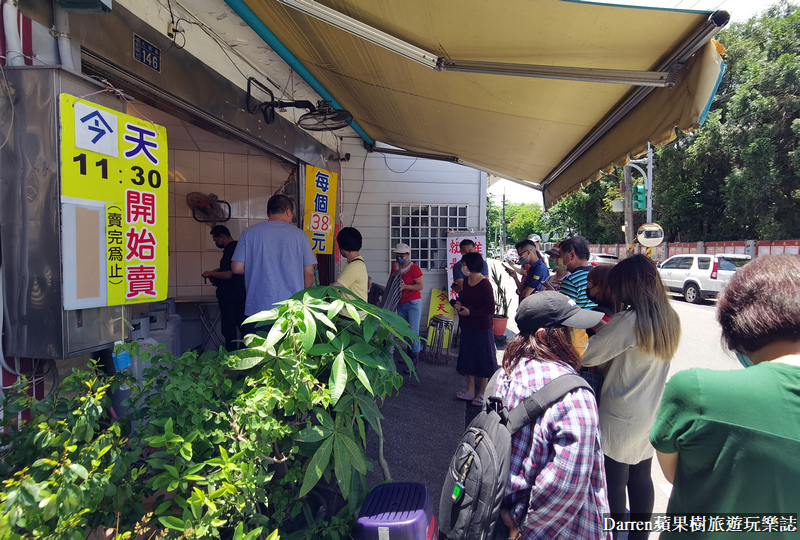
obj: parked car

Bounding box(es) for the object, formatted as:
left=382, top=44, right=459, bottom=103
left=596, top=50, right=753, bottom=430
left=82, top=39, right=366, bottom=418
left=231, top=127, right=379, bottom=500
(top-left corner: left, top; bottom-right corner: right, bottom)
left=589, top=253, right=619, bottom=266
left=504, top=248, right=519, bottom=264
left=658, top=253, right=751, bottom=304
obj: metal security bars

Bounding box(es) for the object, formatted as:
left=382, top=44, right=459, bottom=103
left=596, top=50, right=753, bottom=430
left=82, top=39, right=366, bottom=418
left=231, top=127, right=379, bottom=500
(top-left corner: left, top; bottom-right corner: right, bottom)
left=389, top=204, right=469, bottom=271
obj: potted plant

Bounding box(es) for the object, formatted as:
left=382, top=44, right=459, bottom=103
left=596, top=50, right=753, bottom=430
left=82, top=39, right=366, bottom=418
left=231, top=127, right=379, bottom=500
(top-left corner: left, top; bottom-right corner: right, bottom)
left=490, top=266, right=510, bottom=336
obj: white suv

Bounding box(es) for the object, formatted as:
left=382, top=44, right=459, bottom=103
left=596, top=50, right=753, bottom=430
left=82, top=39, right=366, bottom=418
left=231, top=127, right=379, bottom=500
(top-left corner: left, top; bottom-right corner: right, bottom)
left=658, top=254, right=751, bottom=304
left=589, top=253, right=619, bottom=266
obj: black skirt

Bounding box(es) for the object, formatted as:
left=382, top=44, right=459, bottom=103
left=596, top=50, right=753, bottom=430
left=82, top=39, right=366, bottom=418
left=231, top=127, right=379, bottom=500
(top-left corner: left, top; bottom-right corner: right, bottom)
left=456, top=327, right=498, bottom=379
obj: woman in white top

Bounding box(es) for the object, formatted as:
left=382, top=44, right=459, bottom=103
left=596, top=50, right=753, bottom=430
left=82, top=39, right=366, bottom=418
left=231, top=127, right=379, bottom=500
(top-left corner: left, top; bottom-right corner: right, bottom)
left=581, top=255, right=681, bottom=540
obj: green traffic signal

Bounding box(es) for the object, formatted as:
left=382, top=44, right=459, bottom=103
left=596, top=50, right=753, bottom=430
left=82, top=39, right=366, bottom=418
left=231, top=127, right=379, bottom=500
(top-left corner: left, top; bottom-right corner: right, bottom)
left=633, top=184, right=647, bottom=210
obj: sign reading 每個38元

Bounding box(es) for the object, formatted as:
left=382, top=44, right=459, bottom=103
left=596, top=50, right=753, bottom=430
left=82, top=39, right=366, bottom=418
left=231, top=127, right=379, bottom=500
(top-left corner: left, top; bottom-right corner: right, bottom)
left=303, top=164, right=337, bottom=255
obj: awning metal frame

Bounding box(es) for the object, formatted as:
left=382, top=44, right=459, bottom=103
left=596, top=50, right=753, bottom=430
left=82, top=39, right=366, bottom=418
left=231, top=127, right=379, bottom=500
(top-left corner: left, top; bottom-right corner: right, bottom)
left=437, top=59, right=679, bottom=88
left=268, top=0, right=730, bottom=200
left=541, top=9, right=730, bottom=193
left=274, top=0, right=684, bottom=88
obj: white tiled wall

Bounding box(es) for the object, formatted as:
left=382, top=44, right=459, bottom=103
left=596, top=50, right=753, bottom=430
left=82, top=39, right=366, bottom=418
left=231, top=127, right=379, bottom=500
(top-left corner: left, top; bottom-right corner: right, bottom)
left=168, top=148, right=296, bottom=300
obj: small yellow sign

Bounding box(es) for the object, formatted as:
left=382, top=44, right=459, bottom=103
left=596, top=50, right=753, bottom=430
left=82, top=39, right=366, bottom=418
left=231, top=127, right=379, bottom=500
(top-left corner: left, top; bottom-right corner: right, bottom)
left=60, top=94, right=169, bottom=306
left=303, top=164, right=337, bottom=254
left=427, top=288, right=455, bottom=347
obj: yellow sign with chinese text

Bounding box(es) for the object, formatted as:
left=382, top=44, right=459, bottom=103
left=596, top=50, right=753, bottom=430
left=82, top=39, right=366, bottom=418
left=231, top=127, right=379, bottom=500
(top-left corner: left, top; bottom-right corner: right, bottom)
left=303, top=164, right=337, bottom=254
left=60, top=94, right=169, bottom=307
left=427, top=288, right=455, bottom=347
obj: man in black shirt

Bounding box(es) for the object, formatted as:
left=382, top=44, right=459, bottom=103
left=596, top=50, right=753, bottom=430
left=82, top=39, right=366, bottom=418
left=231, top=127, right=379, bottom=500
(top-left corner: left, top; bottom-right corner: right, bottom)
left=202, top=225, right=246, bottom=350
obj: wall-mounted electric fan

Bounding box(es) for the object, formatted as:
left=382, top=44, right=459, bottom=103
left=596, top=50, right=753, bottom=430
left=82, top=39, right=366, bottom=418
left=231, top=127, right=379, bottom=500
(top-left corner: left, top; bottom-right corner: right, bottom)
left=185, top=192, right=231, bottom=223
left=247, top=77, right=354, bottom=131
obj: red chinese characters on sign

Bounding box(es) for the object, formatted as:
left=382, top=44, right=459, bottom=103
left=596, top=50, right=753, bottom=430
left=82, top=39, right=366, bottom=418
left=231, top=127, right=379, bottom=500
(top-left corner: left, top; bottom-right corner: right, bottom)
left=126, top=190, right=157, bottom=225
left=126, top=264, right=157, bottom=298
left=125, top=227, right=157, bottom=261
left=434, top=290, right=450, bottom=315
left=124, top=189, right=159, bottom=298
left=449, top=240, right=460, bottom=255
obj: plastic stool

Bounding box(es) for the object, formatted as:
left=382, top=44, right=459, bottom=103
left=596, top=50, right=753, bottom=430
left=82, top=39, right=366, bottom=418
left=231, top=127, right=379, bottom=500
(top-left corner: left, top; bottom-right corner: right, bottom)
left=357, top=482, right=438, bottom=540
left=423, top=315, right=453, bottom=363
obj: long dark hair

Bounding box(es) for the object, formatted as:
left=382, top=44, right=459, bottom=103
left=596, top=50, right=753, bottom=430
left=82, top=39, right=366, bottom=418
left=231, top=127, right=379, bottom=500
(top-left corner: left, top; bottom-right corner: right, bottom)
left=608, top=255, right=680, bottom=361
left=502, top=327, right=582, bottom=373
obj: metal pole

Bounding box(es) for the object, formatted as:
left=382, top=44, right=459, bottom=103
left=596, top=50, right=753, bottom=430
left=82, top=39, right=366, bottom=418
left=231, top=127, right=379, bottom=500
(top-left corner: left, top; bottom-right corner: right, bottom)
left=624, top=166, right=634, bottom=249
left=646, top=142, right=654, bottom=223
left=501, top=191, right=507, bottom=251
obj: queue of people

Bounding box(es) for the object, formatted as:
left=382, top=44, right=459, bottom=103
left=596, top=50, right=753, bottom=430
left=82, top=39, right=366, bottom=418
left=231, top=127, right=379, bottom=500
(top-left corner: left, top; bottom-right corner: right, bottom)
left=200, top=208, right=798, bottom=539
left=446, top=235, right=798, bottom=539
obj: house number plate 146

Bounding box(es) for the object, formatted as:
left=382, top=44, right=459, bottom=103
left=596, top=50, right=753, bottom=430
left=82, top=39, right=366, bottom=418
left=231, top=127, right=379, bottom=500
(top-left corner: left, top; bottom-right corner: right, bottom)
left=133, top=34, right=161, bottom=73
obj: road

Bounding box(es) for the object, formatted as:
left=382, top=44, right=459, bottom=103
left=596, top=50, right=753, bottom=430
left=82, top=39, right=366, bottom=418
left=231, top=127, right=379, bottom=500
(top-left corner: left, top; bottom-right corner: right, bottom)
left=487, top=259, right=742, bottom=517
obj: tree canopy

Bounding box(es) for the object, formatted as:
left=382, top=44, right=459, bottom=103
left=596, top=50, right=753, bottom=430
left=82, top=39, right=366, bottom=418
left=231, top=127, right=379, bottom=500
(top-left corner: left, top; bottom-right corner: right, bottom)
left=543, top=2, right=800, bottom=243
left=486, top=195, right=546, bottom=247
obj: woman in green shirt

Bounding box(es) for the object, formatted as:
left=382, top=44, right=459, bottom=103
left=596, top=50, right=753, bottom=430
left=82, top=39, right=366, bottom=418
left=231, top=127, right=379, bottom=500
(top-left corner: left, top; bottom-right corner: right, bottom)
left=651, top=255, right=800, bottom=537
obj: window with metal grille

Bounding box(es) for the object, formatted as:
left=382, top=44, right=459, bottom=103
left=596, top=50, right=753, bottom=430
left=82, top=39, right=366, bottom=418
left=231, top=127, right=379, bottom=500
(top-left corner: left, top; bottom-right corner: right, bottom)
left=389, top=204, right=469, bottom=271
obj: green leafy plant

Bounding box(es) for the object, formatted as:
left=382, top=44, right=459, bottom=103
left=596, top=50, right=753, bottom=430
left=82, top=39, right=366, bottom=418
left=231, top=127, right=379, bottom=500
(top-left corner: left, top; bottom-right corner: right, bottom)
left=490, top=266, right=510, bottom=318
left=0, top=285, right=417, bottom=539
left=126, top=285, right=419, bottom=538
left=0, top=360, right=139, bottom=540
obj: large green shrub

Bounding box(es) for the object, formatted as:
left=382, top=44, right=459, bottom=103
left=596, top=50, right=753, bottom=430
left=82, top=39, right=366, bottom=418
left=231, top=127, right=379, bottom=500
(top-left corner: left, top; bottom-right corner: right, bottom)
left=1, top=285, right=418, bottom=539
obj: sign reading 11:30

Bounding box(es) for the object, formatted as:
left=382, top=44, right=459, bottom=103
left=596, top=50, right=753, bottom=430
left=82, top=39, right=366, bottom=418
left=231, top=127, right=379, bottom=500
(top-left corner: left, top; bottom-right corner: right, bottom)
left=72, top=153, right=162, bottom=188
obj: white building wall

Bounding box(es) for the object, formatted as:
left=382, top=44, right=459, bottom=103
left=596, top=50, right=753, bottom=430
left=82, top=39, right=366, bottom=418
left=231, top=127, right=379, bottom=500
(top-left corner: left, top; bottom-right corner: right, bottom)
left=338, top=137, right=488, bottom=330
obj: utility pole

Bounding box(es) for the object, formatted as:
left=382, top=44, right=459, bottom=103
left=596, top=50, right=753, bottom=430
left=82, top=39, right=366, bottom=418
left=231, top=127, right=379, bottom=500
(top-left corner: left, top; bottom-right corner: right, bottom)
left=623, top=166, right=634, bottom=248
left=501, top=191, right=507, bottom=252
left=645, top=143, right=653, bottom=223
left=624, top=142, right=654, bottom=249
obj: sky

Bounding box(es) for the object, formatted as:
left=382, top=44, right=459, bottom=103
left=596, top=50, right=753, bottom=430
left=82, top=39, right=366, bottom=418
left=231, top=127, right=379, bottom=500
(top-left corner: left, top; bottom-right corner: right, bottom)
left=488, top=0, right=776, bottom=208
left=597, top=0, right=774, bottom=22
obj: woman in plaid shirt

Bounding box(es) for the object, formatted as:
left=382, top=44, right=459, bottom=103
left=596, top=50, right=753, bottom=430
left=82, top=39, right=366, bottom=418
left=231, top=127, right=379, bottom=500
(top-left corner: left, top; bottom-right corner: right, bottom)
left=494, top=292, right=611, bottom=539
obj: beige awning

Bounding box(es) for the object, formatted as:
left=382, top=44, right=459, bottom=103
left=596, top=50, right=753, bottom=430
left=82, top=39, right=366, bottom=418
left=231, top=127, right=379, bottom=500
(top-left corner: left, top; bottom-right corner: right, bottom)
left=242, top=0, right=727, bottom=206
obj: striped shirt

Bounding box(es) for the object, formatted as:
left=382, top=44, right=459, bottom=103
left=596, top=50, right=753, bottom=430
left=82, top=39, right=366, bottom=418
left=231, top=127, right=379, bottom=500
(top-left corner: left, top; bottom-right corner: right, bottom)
left=495, top=359, right=611, bottom=539
left=560, top=266, right=596, bottom=308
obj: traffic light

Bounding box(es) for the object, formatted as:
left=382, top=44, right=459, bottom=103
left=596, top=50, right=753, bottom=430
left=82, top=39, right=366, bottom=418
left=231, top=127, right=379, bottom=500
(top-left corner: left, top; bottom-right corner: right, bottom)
left=633, top=184, right=647, bottom=211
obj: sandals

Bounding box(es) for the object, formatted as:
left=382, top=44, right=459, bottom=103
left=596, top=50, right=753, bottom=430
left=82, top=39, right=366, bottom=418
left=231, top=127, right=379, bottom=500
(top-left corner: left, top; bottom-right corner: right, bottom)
left=455, top=391, right=474, bottom=401
left=470, top=394, right=484, bottom=407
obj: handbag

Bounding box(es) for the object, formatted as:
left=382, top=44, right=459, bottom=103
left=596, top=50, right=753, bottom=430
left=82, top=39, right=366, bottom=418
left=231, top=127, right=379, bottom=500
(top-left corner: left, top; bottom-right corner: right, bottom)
left=578, top=366, right=604, bottom=402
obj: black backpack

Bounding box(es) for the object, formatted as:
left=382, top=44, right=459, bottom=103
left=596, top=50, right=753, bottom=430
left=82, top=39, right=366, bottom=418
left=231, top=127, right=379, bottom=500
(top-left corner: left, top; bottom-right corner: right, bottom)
left=439, top=371, right=592, bottom=539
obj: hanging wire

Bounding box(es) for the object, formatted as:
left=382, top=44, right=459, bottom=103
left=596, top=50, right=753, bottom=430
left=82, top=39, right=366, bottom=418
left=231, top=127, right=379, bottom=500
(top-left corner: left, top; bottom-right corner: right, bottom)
left=380, top=152, right=418, bottom=174
left=0, top=62, right=15, bottom=152
left=351, top=152, right=368, bottom=227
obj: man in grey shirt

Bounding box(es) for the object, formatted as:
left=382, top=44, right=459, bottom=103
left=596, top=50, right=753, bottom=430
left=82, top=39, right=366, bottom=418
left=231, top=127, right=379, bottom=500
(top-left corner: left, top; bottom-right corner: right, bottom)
left=232, top=194, right=316, bottom=331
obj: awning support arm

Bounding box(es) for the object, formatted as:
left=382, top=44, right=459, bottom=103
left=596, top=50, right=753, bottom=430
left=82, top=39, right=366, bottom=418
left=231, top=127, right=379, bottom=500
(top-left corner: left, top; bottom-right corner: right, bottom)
left=365, top=143, right=460, bottom=163
left=437, top=60, right=679, bottom=87
left=274, top=0, right=687, bottom=87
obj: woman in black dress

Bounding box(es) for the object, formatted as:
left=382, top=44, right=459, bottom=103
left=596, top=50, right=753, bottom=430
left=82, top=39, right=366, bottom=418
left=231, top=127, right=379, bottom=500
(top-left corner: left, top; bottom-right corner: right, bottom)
left=454, top=252, right=498, bottom=406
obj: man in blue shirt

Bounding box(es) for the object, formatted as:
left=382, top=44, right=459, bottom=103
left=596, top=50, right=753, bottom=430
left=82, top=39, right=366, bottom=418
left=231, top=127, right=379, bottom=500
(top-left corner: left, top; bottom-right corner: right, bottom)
left=232, top=194, right=317, bottom=334
left=558, top=235, right=597, bottom=309
left=451, top=239, right=489, bottom=294
left=507, top=239, right=549, bottom=300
